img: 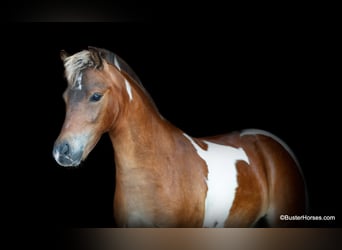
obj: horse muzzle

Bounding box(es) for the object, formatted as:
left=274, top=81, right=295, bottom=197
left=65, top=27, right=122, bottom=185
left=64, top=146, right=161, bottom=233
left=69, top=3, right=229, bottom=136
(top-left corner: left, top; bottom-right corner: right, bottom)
left=53, top=140, right=83, bottom=167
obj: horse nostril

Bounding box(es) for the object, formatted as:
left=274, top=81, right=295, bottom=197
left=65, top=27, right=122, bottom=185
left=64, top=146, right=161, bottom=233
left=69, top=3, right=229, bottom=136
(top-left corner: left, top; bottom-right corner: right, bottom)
left=60, top=143, right=70, bottom=156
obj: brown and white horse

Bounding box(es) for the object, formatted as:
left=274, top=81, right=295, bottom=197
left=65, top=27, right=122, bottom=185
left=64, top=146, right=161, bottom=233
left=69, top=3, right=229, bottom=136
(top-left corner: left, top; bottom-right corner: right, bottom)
left=53, top=47, right=307, bottom=227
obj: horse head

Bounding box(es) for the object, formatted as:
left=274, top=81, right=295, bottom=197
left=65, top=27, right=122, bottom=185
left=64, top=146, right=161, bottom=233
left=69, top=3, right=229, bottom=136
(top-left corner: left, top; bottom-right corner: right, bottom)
left=53, top=47, right=129, bottom=167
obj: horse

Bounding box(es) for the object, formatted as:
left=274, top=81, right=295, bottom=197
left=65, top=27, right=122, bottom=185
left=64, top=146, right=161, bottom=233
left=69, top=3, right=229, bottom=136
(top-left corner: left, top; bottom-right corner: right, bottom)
left=53, top=46, right=307, bottom=227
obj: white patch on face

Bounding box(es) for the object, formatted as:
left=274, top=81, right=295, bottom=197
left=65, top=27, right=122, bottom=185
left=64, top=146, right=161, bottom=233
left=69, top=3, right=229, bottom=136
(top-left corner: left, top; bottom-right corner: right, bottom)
left=114, top=56, right=121, bottom=71
left=183, top=133, right=250, bottom=228
left=124, top=79, right=133, bottom=101
left=75, top=73, right=83, bottom=90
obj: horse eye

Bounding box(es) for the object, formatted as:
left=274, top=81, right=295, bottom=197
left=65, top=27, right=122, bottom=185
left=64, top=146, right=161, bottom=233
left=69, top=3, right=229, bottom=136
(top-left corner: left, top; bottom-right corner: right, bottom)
left=89, top=93, right=103, bottom=102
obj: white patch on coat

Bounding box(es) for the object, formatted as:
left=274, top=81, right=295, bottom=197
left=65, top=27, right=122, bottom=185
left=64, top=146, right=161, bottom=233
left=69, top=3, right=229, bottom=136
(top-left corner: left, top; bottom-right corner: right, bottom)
left=183, top=133, right=250, bottom=228
left=124, top=79, right=133, bottom=101
left=75, top=72, right=83, bottom=90
left=114, top=56, right=121, bottom=70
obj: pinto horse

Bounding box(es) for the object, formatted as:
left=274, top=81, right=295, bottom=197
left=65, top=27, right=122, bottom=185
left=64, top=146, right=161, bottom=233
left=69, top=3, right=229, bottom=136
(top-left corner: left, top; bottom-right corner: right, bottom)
left=53, top=47, right=307, bottom=227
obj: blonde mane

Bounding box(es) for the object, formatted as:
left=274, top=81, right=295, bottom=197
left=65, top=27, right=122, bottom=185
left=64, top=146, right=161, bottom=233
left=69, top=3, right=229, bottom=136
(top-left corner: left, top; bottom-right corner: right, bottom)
left=63, top=50, right=93, bottom=86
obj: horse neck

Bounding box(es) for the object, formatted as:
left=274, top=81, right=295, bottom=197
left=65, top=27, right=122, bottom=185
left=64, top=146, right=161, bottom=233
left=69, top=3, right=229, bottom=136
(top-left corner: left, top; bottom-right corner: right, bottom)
left=108, top=76, right=181, bottom=177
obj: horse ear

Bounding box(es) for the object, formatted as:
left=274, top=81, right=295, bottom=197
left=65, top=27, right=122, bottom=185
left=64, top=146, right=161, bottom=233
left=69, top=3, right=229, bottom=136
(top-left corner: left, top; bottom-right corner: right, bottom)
left=88, top=47, right=103, bottom=69
left=60, top=50, right=69, bottom=61
left=88, top=46, right=118, bottom=70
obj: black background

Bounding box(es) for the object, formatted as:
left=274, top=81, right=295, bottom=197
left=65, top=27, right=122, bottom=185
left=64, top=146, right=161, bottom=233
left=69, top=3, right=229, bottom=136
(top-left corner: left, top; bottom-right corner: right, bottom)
left=4, top=12, right=340, bottom=228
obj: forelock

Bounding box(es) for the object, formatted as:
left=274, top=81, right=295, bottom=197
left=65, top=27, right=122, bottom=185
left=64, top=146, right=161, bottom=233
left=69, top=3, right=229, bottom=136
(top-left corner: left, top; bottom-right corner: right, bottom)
left=63, top=50, right=93, bottom=85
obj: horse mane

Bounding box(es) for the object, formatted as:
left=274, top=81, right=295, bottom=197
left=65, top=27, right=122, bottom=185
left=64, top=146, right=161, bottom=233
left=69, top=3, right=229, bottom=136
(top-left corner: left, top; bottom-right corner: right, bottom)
left=90, top=47, right=143, bottom=86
